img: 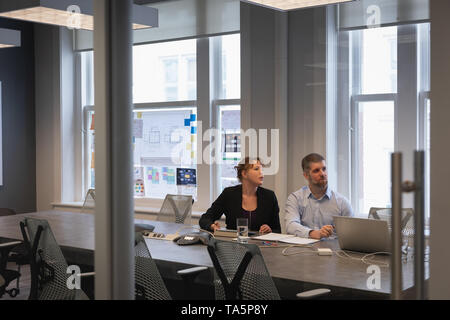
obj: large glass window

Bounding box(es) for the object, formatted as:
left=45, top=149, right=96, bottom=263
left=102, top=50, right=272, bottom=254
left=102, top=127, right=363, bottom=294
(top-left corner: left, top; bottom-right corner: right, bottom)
left=80, top=34, right=241, bottom=206
left=339, top=23, right=430, bottom=217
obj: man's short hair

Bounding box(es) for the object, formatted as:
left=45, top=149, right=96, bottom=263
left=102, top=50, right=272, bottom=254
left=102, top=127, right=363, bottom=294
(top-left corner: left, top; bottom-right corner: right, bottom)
left=302, top=153, right=325, bottom=173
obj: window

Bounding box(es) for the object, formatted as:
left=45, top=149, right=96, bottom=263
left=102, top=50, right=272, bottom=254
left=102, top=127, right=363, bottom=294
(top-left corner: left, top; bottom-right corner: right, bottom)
left=220, top=34, right=241, bottom=100
left=80, top=34, right=241, bottom=208
left=132, top=40, right=197, bottom=103
left=217, top=105, right=241, bottom=193
left=361, top=26, right=397, bottom=94
left=337, top=23, right=430, bottom=218
left=210, top=33, right=241, bottom=197
left=354, top=100, right=395, bottom=213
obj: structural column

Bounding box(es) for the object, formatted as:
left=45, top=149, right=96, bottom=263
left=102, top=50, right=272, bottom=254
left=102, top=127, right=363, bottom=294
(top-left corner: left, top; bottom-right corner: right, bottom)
left=94, top=0, right=134, bottom=299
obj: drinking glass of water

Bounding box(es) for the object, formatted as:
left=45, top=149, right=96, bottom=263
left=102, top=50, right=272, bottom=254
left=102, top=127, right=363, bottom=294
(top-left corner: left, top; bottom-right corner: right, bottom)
left=237, top=218, right=249, bottom=243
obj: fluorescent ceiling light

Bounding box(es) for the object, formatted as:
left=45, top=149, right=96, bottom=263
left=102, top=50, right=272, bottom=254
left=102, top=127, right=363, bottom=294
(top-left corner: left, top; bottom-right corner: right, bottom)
left=0, top=28, right=20, bottom=48
left=241, top=0, right=354, bottom=11
left=0, top=0, right=158, bottom=30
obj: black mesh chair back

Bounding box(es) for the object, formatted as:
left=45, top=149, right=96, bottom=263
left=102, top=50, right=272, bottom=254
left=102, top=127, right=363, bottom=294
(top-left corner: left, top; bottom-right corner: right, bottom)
left=158, top=194, right=193, bottom=224
left=368, top=207, right=415, bottom=251
left=0, top=208, right=28, bottom=297
left=207, top=238, right=280, bottom=300
left=20, top=218, right=89, bottom=300
left=134, top=232, right=171, bottom=300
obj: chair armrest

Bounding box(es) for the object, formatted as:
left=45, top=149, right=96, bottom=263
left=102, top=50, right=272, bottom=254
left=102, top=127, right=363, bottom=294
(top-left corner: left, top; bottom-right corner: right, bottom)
left=0, top=241, right=22, bottom=250
left=296, top=288, right=331, bottom=299
left=80, top=272, right=95, bottom=278
left=177, top=266, right=208, bottom=277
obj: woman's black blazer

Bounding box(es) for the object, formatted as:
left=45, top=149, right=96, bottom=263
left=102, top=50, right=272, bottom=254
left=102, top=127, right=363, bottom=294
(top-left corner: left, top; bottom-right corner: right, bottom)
left=199, top=184, right=281, bottom=233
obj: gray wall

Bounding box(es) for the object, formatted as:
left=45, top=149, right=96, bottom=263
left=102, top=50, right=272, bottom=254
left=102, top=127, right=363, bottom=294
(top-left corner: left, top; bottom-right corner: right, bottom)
left=240, top=3, right=328, bottom=231
left=287, top=7, right=328, bottom=195
left=0, top=18, right=36, bottom=213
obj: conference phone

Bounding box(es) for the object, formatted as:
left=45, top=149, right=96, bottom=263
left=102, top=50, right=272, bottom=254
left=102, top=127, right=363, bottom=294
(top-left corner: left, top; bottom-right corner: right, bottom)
left=173, top=231, right=212, bottom=246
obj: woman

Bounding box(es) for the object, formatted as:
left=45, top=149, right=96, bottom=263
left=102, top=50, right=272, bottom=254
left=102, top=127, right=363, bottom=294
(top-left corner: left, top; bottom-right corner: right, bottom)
left=199, top=157, right=281, bottom=234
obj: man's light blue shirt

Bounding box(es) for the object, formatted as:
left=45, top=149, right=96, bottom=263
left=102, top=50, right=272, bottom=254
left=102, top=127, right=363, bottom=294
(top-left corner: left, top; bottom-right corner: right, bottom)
left=285, top=186, right=354, bottom=238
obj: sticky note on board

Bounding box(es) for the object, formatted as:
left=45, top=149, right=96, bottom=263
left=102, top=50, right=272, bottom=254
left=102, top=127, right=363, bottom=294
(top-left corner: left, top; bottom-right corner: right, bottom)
left=190, top=114, right=196, bottom=121
left=184, top=119, right=191, bottom=126
left=90, top=113, right=95, bottom=130
left=191, top=127, right=197, bottom=134
left=137, top=112, right=142, bottom=119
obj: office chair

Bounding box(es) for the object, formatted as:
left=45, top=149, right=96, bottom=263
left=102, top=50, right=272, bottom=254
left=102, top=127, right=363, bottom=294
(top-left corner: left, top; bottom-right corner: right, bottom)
left=368, top=207, right=415, bottom=253
left=157, top=194, right=193, bottom=225
left=0, top=240, right=22, bottom=298
left=207, top=238, right=331, bottom=300
left=0, top=208, right=29, bottom=297
left=20, top=218, right=92, bottom=300
left=207, top=238, right=280, bottom=300
left=134, top=232, right=207, bottom=300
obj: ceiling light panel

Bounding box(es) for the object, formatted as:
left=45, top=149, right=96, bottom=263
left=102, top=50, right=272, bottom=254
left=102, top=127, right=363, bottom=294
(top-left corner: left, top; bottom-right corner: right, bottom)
left=241, top=0, right=354, bottom=11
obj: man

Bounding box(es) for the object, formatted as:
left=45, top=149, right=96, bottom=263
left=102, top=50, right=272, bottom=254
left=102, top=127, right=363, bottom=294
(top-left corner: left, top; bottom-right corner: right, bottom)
left=285, top=153, right=353, bottom=239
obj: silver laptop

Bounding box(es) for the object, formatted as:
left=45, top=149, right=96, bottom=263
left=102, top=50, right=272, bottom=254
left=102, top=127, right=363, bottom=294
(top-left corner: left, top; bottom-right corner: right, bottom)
left=333, top=216, right=391, bottom=253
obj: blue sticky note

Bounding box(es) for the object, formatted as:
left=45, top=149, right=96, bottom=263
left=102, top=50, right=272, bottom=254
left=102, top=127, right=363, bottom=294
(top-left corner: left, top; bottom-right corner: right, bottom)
left=191, top=127, right=197, bottom=134
left=184, top=119, right=190, bottom=126
left=190, top=114, right=196, bottom=121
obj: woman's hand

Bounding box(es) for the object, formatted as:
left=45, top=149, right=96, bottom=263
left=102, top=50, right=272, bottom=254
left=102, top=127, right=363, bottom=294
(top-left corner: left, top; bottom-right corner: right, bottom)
left=259, top=224, right=272, bottom=234
left=210, top=221, right=221, bottom=232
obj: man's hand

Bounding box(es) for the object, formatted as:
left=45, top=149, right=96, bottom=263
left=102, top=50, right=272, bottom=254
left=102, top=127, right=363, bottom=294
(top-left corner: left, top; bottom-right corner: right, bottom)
left=309, top=225, right=334, bottom=239
left=259, top=224, right=272, bottom=234
left=210, top=221, right=221, bottom=232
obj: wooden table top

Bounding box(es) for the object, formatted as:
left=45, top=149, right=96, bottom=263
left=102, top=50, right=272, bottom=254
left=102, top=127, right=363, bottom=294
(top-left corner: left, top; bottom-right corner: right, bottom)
left=0, top=210, right=427, bottom=298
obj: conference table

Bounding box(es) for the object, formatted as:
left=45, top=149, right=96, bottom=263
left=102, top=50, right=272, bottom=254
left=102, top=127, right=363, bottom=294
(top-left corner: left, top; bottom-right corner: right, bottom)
left=0, top=210, right=427, bottom=299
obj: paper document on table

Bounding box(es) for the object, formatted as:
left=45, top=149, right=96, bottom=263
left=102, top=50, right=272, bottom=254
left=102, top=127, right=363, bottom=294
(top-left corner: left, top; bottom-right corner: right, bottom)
left=278, top=237, right=319, bottom=245
left=252, top=233, right=295, bottom=241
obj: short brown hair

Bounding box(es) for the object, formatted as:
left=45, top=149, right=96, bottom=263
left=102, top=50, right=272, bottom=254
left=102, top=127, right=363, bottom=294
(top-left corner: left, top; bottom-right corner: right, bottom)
left=301, top=153, right=325, bottom=173
left=235, top=157, right=261, bottom=182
